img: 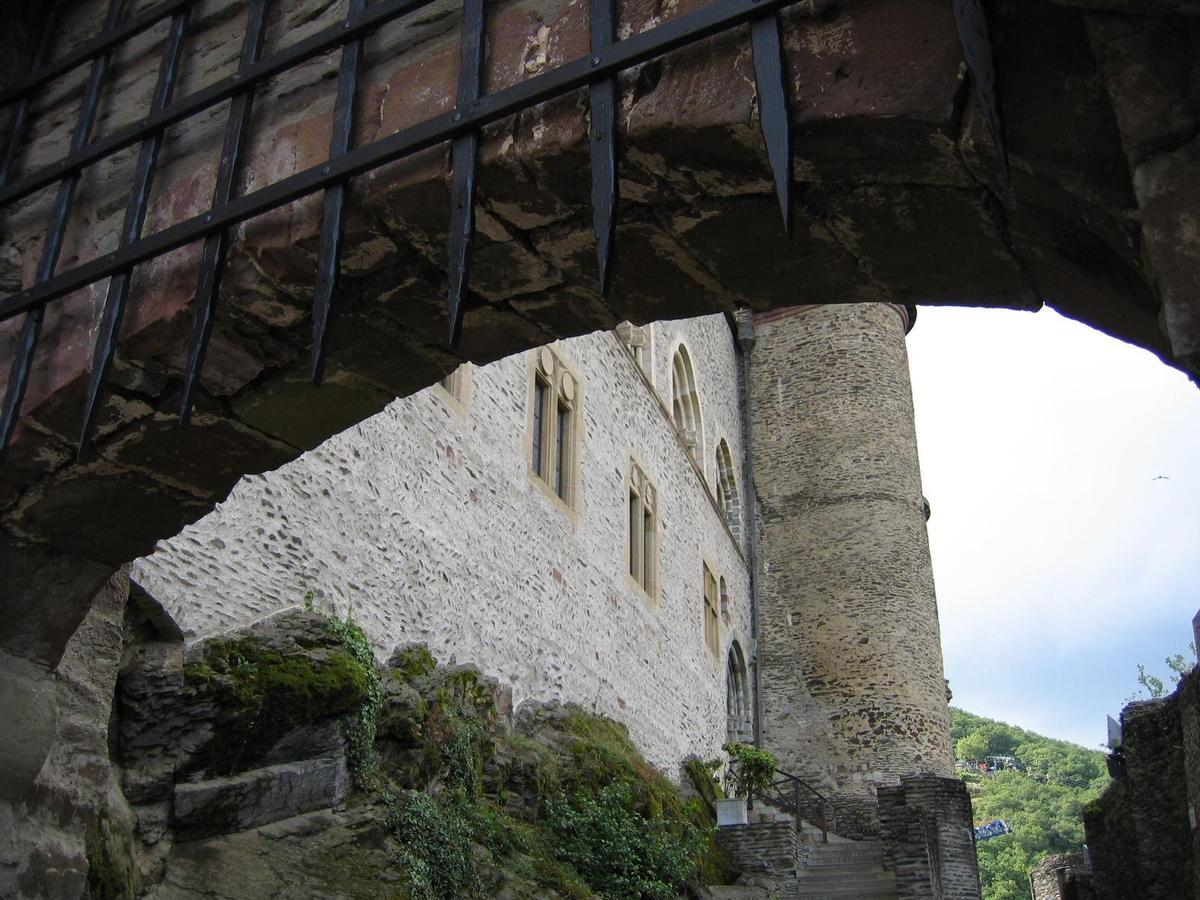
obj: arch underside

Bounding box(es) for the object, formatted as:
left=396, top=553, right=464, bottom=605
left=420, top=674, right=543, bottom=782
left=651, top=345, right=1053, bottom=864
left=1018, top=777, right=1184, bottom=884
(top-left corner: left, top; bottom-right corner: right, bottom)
left=1, top=0, right=1197, bottom=658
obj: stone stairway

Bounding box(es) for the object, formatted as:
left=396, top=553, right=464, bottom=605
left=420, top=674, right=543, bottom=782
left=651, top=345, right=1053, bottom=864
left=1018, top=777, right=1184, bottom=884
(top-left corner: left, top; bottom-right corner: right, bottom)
left=796, top=839, right=897, bottom=899
left=713, top=802, right=898, bottom=900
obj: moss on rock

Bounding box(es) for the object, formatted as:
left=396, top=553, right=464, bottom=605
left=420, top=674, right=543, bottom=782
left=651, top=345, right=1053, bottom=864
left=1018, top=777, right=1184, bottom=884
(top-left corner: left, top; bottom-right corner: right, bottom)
left=184, top=630, right=370, bottom=775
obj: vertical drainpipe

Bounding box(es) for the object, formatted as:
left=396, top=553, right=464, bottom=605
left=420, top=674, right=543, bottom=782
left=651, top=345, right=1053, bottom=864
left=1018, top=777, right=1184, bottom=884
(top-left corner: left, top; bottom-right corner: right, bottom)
left=732, top=310, right=764, bottom=748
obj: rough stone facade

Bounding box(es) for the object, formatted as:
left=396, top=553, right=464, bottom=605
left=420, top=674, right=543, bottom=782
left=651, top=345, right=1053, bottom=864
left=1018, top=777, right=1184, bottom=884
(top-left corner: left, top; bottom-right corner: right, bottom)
left=877, top=775, right=980, bottom=900
left=134, top=314, right=754, bottom=772
left=1030, top=852, right=1095, bottom=900
left=750, top=304, right=954, bottom=835
left=715, top=822, right=799, bottom=879
left=1083, top=669, right=1200, bottom=900
left=133, top=302, right=960, bottom=832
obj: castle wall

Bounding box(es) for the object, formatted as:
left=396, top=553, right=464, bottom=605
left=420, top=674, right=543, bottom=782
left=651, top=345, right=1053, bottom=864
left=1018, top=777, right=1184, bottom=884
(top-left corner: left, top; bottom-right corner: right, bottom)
left=132, top=315, right=752, bottom=772
left=749, top=303, right=953, bottom=832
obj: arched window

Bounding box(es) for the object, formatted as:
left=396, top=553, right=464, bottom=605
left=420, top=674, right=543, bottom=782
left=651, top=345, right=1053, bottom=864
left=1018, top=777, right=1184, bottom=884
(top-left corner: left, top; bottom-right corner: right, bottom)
left=714, top=439, right=739, bottom=537
left=671, top=344, right=703, bottom=460
left=726, top=642, right=752, bottom=744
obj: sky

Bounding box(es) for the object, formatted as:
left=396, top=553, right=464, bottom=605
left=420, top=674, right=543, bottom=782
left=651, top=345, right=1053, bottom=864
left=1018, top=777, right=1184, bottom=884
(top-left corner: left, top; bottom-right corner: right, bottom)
left=906, top=305, right=1200, bottom=751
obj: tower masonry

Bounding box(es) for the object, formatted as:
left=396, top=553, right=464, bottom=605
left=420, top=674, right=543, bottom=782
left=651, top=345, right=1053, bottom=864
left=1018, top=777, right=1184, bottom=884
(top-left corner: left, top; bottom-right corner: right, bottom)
left=750, top=302, right=954, bottom=837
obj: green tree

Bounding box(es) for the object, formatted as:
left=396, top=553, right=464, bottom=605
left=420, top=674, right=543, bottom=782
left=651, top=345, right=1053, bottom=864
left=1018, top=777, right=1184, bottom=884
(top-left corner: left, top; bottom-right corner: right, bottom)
left=1127, top=643, right=1196, bottom=702
left=949, top=708, right=1109, bottom=900
left=955, top=723, right=1020, bottom=761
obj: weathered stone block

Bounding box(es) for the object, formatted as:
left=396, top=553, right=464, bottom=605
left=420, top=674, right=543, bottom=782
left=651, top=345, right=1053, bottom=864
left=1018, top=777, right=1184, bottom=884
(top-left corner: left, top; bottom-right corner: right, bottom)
left=173, top=756, right=350, bottom=841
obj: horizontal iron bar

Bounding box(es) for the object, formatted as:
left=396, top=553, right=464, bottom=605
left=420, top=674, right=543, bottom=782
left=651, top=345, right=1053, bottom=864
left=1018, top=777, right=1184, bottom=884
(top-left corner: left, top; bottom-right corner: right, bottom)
left=0, top=0, right=802, bottom=323
left=0, top=0, right=442, bottom=207
left=0, top=0, right=193, bottom=108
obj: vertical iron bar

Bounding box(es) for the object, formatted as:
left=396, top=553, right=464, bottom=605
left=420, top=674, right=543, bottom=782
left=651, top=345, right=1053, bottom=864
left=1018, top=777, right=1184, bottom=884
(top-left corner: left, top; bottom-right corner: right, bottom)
left=952, top=0, right=1007, bottom=181
left=446, top=0, right=485, bottom=348
left=79, top=9, right=190, bottom=459
left=0, top=0, right=125, bottom=456
left=588, top=0, right=617, bottom=296
left=749, top=13, right=790, bottom=234
left=179, top=0, right=268, bottom=425
left=310, top=0, right=367, bottom=386
left=0, top=2, right=62, bottom=188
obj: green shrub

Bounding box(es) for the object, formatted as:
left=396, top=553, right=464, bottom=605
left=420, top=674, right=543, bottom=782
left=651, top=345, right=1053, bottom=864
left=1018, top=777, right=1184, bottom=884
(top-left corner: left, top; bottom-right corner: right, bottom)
left=386, top=789, right=483, bottom=899
left=723, top=742, right=777, bottom=798
left=544, top=782, right=708, bottom=900
left=327, top=614, right=383, bottom=785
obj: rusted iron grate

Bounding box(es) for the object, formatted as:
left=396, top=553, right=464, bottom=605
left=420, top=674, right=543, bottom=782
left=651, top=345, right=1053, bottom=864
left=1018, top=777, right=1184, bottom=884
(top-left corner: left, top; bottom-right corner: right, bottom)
left=0, top=0, right=1001, bottom=462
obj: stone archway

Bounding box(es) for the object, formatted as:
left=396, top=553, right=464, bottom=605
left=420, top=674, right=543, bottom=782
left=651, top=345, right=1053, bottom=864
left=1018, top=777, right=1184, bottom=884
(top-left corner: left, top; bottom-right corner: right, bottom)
left=1, top=0, right=1197, bottom=808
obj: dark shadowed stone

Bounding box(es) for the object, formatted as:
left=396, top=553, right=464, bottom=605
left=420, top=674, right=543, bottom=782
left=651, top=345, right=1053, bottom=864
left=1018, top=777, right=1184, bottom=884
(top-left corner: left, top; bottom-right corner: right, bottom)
left=1086, top=15, right=1200, bottom=166
left=994, top=0, right=1135, bottom=211
left=0, top=422, right=72, bottom=513
left=0, top=533, right=114, bottom=665
left=97, top=413, right=300, bottom=501
left=3, top=463, right=211, bottom=565
left=0, top=652, right=58, bottom=803
left=1135, top=137, right=1200, bottom=373
left=173, top=757, right=350, bottom=841
left=231, top=364, right=395, bottom=452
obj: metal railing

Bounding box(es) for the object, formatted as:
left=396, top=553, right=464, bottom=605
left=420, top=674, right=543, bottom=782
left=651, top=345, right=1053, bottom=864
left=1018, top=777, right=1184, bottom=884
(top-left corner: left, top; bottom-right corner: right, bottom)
left=0, top=0, right=1001, bottom=463
left=754, top=767, right=835, bottom=843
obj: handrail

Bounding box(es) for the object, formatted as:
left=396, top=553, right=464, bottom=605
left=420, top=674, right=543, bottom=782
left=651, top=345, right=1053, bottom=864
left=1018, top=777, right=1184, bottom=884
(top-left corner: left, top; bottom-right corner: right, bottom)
left=753, top=767, right=835, bottom=843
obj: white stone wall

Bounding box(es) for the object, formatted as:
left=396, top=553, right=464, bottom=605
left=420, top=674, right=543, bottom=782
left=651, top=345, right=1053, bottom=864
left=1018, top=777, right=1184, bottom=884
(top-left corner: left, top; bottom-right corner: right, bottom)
left=133, top=315, right=752, bottom=773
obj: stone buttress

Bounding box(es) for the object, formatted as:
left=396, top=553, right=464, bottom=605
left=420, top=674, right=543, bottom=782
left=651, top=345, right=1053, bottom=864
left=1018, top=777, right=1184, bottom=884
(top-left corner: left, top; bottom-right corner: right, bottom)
left=749, top=303, right=954, bottom=837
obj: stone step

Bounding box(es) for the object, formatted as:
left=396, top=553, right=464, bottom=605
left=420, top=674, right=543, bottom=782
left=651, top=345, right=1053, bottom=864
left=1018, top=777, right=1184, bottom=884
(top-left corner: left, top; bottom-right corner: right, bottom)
left=800, top=872, right=895, bottom=888
left=806, top=853, right=885, bottom=867
left=800, top=865, right=891, bottom=881
left=807, top=848, right=884, bottom=863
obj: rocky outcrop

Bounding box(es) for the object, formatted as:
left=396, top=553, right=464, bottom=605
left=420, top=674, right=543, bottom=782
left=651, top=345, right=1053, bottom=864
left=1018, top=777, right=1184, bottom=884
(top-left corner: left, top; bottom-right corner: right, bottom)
left=2, top=590, right=733, bottom=898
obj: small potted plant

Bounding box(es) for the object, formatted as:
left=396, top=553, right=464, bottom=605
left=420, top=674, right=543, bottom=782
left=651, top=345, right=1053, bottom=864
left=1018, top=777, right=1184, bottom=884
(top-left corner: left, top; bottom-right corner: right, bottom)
left=715, top=741, right=778, bottom=826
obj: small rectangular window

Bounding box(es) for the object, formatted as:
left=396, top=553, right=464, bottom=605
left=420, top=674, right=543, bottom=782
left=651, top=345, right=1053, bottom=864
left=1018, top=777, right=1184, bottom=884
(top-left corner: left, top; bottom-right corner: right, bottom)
left=628, top=464, right=658, bottom=601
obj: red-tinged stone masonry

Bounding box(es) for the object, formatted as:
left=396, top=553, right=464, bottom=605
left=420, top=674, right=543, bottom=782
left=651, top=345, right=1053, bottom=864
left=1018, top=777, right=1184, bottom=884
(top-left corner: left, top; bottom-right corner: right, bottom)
left=1, top=0, right=1196, bottom=580
left=0, top=0, right=1199, bottom=882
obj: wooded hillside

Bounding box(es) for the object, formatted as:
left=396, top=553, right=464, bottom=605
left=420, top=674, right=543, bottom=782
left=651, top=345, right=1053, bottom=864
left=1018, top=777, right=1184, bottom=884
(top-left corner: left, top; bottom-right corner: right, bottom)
left=950, top=708, right=1110, bottom=900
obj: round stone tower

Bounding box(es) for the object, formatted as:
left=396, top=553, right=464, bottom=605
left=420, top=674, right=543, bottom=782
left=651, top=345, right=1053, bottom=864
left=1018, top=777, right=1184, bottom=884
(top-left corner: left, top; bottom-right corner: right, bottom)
left=748, top=303, right=953, bottom=837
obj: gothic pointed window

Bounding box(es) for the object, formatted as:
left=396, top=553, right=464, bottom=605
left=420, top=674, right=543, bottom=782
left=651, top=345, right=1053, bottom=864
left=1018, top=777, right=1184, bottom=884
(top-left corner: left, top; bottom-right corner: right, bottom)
left=726, top=642, right=751, bottom=743
left=714, top=438, right=740, bottom=538
left=671, top=344, right=703, bottom=461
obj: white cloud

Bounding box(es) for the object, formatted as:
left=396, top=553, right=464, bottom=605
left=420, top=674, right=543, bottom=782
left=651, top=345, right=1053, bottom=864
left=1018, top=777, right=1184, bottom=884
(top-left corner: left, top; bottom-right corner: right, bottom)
left=908, top=306, right=1200, bottom=740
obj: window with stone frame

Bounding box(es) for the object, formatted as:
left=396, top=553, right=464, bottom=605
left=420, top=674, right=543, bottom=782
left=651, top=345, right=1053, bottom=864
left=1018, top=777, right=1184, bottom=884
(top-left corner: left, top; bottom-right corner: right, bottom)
left=671, top=344, right=704, bottom=461
left=714, top=438, right=740, bottom=537
left=627, top=462, right=658, bottom=599
left=726, top=642, right=752, bottom=744
left=529, top=347, right=580, bottom=508
left=703, top=561, right=720, bottom=657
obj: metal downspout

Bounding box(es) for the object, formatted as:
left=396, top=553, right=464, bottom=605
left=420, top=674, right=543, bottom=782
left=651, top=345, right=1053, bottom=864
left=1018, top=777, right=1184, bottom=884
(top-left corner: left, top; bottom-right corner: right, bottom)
left=733, top=310, right=764, bottom=747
